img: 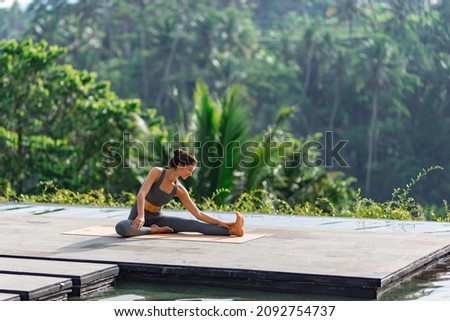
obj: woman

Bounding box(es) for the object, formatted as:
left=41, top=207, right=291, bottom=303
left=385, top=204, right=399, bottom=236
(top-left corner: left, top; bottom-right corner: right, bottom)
left=115, top=149, right=245, bottom=237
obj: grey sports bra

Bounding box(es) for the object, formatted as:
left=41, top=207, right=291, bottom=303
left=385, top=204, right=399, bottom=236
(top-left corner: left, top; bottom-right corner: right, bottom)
left=145, top=169, right=177, bottom=207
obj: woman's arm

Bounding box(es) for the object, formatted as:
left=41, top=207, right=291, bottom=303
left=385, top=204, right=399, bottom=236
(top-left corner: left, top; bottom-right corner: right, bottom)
left=133, top=167, right=162, bottom=229
left=176, top=184, right=231, bottom=228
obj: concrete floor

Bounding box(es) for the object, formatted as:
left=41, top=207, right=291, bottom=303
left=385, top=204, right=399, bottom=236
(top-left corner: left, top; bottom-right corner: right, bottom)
left=1, top=202, right=450, bottom=299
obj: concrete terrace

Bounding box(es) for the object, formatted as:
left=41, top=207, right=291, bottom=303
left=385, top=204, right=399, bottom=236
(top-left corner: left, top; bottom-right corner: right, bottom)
left=1, top=202, right=450, bottom=300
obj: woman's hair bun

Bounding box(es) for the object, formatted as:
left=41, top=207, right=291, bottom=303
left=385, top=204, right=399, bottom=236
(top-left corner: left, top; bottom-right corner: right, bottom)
left=168, top=148, right=197, bottom=168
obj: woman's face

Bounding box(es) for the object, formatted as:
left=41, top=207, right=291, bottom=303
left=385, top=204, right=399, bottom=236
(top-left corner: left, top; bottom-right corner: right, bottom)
left=178, top=164, right=196, bottom=179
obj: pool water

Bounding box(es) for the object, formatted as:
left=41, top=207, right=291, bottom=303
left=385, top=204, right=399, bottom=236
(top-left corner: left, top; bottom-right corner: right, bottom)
left=379, top=256, right=450, bottom=301
left=73, top=256, right=450, bottom=301
left=74, top=280, right=359, bottom=301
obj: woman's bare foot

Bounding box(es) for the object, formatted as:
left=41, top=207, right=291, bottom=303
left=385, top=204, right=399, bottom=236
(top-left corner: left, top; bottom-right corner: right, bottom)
left=229, top=212, right=245, bottom=237
left=150, top=224, right=174, bottom=234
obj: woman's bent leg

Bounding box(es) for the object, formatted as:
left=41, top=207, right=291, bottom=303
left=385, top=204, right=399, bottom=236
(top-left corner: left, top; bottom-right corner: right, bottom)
left=115, top=219, right=152, bottom=237
left=115, top=203, right=159, bottom=237
left=155, top=216, right=230, bottom=235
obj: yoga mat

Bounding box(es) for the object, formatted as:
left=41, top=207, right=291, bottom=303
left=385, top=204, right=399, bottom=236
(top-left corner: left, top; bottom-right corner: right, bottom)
left=63, top=226, right=266, bottom=243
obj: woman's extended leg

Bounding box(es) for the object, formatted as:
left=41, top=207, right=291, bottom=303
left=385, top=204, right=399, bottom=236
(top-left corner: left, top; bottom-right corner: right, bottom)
left=155, top=215, right=230, bottom=235
left=155, top=212, right=245, bottom=236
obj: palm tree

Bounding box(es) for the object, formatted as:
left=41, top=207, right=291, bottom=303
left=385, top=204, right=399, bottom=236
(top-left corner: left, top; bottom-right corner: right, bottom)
left=328, top=50, right=350, bottom=131
left=334, top=0, right=365, bottom=36
left=190, top=81, right=249, bottom=202
left=242, top=106, right=296, bottom=192
left=355, top=35, right=405, bottom=195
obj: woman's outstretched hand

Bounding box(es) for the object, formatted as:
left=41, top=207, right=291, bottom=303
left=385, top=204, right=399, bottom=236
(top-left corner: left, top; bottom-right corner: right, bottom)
left=218, top=222, right=233, bottom=229
left=133, top=216, right=145, bottom=229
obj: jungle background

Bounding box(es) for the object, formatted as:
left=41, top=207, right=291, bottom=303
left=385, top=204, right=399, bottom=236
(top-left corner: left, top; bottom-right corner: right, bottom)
left=1, top=0, right=449, bottom=220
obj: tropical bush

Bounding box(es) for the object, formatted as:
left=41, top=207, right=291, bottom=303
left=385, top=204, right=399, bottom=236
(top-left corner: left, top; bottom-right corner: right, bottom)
left=2, top=167, right=447, bottom=223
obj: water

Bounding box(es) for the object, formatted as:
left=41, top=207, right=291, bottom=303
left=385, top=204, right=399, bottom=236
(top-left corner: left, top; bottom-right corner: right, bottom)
left=73, top=280, right=356, bottom=301
left=379, top=256, right=450, bottom=301
left=73, top=256, right=450, bottom=301
left=2, top=203, right=449, bottom=301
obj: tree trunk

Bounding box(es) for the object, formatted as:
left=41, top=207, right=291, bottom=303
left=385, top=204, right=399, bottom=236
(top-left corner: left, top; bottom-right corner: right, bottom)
left=139, top=2, right=149, bottom=103
left=365, top=90, right=379, bottom=195
left=17, top=126, right=24, bottom=194
left=328, top=78, right=342, bottom=131
left=303, top=43, right=314, bottom=96
left=156, top=24, right=183, bottom=108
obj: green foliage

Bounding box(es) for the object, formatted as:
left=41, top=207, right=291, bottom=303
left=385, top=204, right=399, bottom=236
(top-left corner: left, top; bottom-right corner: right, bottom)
left=351, top=166, right=446, bottom=221
left=190, top=81, right=250, bottom=202
left=1, top=1, right=449, bottom=211
left=194, top=188, right=232, bottom=212
left=353, top=189, right=415, bottom=221
left=0, top=180, right=17, bottom=201
left=390, top=166, right=444, bottom=218
left=0, top=38, right=145, bottom=195
left=242, top=107, right=297, bottom=193
left=1, top=181, right=135, bottom=207
left=186, top=167, right=447, bottom=221
left=0, top=3, right=28, bottom=39
left=1, top=167, right=446, bottom=223
left=440, top=200, right=450, bottom=222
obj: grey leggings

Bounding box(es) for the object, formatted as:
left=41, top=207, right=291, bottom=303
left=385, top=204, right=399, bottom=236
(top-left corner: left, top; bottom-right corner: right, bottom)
left=115, top=203, right=230, bottom=237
